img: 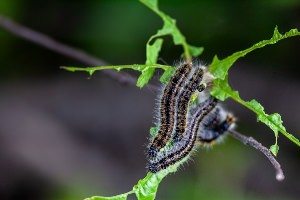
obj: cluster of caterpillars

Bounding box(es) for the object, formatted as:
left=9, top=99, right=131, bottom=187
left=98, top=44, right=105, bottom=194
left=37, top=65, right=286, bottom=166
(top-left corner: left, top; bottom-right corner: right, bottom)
left=146, top=61, right=236, bottom=173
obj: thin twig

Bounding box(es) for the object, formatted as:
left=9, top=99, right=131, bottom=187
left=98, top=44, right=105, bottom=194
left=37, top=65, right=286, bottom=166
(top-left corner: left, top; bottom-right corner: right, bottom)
left=228, top=129, right=285, bottom=181
left=0, top=15, right=159, bottom=91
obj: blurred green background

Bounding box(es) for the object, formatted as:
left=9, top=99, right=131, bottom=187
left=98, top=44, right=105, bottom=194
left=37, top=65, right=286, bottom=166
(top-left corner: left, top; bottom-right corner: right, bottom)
left=0, top=0, right=299, bottom=200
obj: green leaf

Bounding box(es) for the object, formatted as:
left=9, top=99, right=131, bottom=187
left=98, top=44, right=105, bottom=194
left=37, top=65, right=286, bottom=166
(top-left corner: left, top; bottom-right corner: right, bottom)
left=62, top=39, right=170, bottom=88
left=63, top=0, right=204, bottom=88
left=159, top=67, right=175, bottom=84
left=134, top=173, right=162, bottom=200
left=136, top=38, right=164, bottom=88
left=146, top=38, right=163, bottom=65
left=270, top=144, right=279, bottom=156
left=187, top=44, right=204, bottom=57
left=137, top=67, right=156, bottom=88
left=209, top=27, right=300, bottom=80
left=209, top=27, right=300, bottom=153
left=140, top=0, right=203, bottom=61
left=61, top=64, right=170, bottom=74
left=139, top=0, right=203, bottom=86
left=211, top=80, right=300, bottom=153
left=85, top=193, right=129, bottom=200
left=61, top=64, right=172, bottom=88
left=84, top=153, right=188, bottom=200
left=134, top=160, right=184, bottom=200
left=149, top=126, right=159, bottom=137
left=210, top=76, right=240, bottom=101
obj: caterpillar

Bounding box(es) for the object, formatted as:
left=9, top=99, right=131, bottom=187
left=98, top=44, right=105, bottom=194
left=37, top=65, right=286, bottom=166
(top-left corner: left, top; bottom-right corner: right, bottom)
left=147, top=97, right=218, bottom=173
left=172, top=64, right=206, bottom=143
left=147, top=62, right=215, bottom=172
left=197, top=106, right=236, bottom=146
left=147, top=62, right=193, bottom=159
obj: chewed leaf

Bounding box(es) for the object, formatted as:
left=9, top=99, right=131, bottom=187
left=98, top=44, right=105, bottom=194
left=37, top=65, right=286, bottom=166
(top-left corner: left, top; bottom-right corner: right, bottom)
left=139, top=0, right=203, bottom=60
left=62, top=37, right=170, bottom=89
left=61, top=65, right=167, bottom=74
left=84, top=156, right=187, bottom=200
left=137, top=68, right=155, bottom=88
left=134, top=159, right=185, bottom=200
left=136, top=39, right=164, bottom=88
left=61, top=64, right=172, bottom=88
left=211, top=80, right=300, bottom=154
left=248, top=100, right=281, bottom=155
left=210, top=76, right=238, bottom=101
left=270, top=144, right=279, bottom=156
left=159, top=67, right=175, bottom=84
left=209, top=27, right=300, bottom=79
left=85, top=193, right=129, bottom=200
left=146, top=39, right=163, bottom=65
left=209, top=26, right=300, bottom=153
left=246, top=100, right=297, bottom=156
left=188, top=44, right=204, bottom=57
left=134, top=173, right=161, bottom=200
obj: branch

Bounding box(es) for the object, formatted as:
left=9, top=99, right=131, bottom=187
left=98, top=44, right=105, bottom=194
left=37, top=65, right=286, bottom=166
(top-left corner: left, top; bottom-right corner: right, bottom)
left=228, top=129, right=285, bottom=181
left=0, top=15, right=159, bottom=91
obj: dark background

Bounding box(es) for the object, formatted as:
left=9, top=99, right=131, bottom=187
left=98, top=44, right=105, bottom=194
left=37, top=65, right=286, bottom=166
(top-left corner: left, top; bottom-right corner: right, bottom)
left=0, top=0, right=299, bottom=200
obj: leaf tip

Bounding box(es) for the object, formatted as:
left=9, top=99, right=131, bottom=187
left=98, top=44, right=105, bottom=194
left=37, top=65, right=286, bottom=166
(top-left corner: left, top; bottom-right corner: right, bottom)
left=270, top=144, right=279, bottom=156
left=60, top=66, right=74, bottom=72
left=149, top=126, right=159, bottom=137
left=88, top=69, right=95, bottom=76
left=273, top=26, right=282, bottom=39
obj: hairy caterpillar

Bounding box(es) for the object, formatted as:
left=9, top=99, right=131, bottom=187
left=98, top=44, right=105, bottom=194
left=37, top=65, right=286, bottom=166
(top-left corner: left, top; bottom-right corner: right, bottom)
left=147, top=97, right=218, bottom=173
left=197, top=106, right=236, bottom=146
left=171, top=64, right=207, bottom=143
left=147, top=62, right=211, bottom=171
left=147, top=62, right=193, bottom=159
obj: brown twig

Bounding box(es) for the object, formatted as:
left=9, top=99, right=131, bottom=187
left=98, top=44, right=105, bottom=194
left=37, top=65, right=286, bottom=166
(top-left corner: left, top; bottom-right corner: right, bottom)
left=228, top=129, right=285, bottom=181
left=0, top=15, right=159, bottom=91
